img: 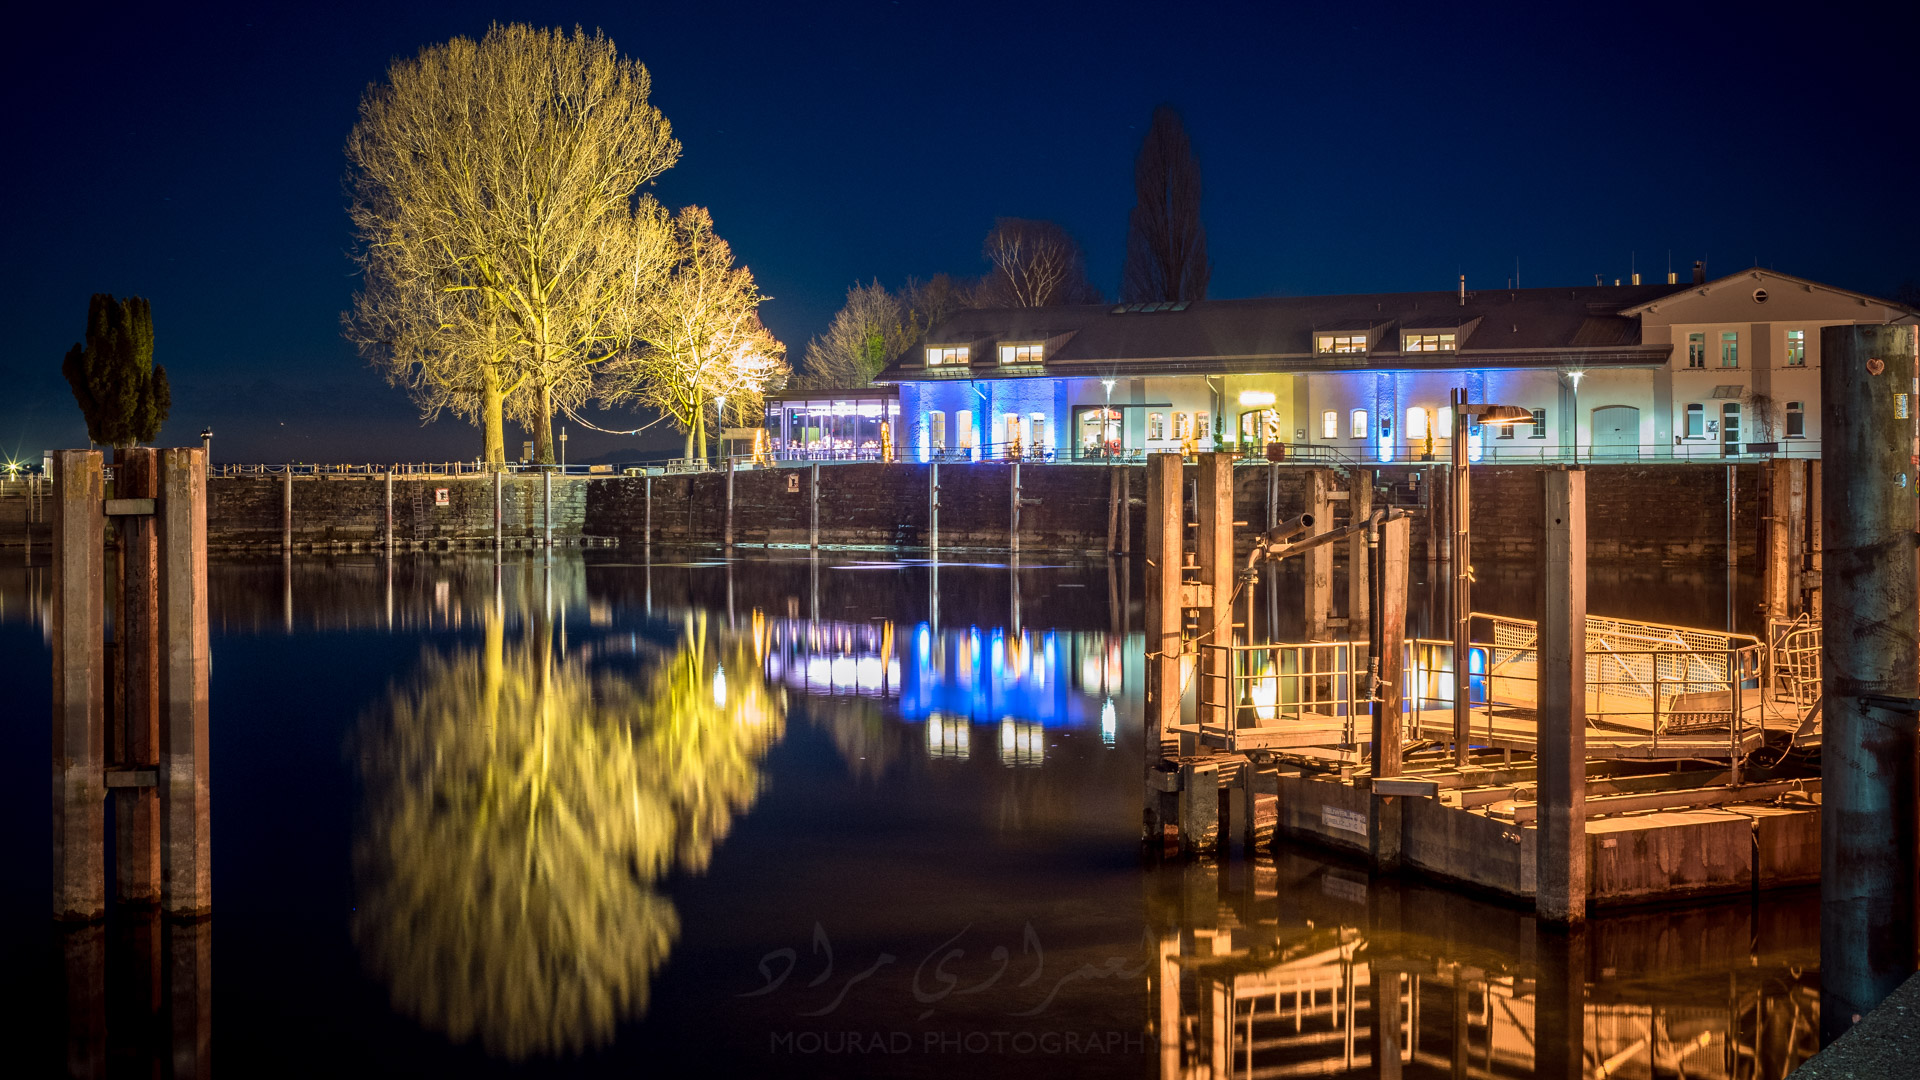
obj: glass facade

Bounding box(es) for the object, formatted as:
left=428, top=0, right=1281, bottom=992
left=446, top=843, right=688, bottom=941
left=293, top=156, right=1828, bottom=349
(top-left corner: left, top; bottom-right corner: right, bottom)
left=764, top=391, right=902, bottom=460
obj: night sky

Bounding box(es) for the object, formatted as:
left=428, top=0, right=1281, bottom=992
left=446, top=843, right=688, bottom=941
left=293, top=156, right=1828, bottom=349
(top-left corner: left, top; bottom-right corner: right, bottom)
left=5, top=1, right=1913, bottom=465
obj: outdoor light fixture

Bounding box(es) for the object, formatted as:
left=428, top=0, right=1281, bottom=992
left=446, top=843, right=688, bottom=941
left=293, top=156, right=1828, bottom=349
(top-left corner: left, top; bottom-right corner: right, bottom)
left=1564, top=371, right=1586, bottom=465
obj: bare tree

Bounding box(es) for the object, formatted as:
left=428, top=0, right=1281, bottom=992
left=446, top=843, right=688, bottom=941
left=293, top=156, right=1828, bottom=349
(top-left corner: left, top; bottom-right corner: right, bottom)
left=798, top=280, right=912, bottom=388
left=1121, top=106, right=1210, bottom=303
left=345, top=24, right=680, bottom=464
left=608, top=207, right=788, bottom=461
left=979, top=218, right=1101, bottom=308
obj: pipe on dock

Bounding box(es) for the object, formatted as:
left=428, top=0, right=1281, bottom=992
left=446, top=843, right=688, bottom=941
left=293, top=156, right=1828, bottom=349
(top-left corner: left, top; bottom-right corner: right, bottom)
left=1819, top=323, right=1919, bottom=1043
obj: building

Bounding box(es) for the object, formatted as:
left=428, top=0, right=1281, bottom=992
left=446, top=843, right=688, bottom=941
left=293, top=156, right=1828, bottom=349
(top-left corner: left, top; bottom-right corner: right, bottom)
left=865, top=267, right=1913, bottom=465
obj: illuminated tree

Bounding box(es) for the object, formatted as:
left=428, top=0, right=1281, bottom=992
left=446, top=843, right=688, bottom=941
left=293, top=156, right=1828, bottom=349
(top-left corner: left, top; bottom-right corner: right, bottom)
left=607, top=206, right=788, bottom=461
left=354, top=611, right=782, bottom=1058
left=799, top=275, right=978, bottom=388
left=61, top=293, right=171, bottom=452
left=344, top=24, right=680, bottom=465
left=1121, top=106, right=1210, bottom=304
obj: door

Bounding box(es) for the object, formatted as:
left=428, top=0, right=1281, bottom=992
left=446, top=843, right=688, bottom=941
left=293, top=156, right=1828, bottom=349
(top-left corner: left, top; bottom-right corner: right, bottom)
left=1591, top=405, right=1640, bottom=460
left=1721, top=403, right=1741, bottom=456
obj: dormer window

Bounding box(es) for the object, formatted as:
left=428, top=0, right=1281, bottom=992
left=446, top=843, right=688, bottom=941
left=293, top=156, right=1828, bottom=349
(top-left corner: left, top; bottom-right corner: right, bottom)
left=1317, top=333, right=1366, bottom=354
left=1404, top=332, right=1456, bottom=352
left=926, top=346, right=969, bottom=366
left=998, top=343, right=1043, bottom=365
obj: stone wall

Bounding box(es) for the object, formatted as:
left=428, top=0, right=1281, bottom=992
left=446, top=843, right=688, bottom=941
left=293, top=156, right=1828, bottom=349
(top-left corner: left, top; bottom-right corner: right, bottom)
left=203, top=475, right=589, bottom=549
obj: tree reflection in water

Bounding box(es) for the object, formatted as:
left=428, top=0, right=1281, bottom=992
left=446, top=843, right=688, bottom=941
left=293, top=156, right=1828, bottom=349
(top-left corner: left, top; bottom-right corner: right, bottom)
left=353, top=609, right=783, bottom=1059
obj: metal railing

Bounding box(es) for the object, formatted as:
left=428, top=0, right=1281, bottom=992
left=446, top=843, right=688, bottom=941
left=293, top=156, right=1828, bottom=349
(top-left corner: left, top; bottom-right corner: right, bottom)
left=1196, top=640, right=1362, bottom=745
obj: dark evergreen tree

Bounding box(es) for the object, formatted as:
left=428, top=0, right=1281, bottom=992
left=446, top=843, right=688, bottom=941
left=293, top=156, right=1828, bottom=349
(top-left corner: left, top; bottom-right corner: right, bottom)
left=61, top=293, right=170, bottom=450
left=1121, top=106, right=1210, bottom=304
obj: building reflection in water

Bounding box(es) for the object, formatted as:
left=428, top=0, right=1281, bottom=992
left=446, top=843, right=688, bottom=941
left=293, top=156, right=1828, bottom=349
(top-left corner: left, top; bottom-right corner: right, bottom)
left=1148, top=854, right=1820, bottom=1080
left=352, top=588, right=784, bottom=1060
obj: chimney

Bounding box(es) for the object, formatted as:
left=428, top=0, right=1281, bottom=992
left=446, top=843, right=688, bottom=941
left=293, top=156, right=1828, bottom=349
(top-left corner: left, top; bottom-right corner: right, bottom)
left=1632, top=272, right=1641, bottom=285
left=1667, top=271, right=1678, bottom=284
left=1692, top=260, right=1705, bottom=285
left=1458, top=274, right=1466, bottom=306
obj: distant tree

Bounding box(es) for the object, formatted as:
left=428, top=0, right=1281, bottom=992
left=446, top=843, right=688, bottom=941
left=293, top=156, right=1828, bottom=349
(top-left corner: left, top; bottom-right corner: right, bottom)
left=979, top=218, right=1102, bottom=308
left=344, top=24, right=680, bottom=465
left=62, top=293, right=171, bottom=453
left=901, top=273, right=977, bottom=332
left=799, top=281, right=912, bottom=388
left=607, top=207, right=788, bottom=461
left=1121, top=106, right=1210, bottom=304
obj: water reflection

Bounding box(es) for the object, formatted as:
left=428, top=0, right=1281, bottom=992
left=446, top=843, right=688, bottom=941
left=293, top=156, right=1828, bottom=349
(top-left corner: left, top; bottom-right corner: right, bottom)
left=1149, top=853, right=1820, bottom=1079
left=352, top=601, right=783, bottom=1059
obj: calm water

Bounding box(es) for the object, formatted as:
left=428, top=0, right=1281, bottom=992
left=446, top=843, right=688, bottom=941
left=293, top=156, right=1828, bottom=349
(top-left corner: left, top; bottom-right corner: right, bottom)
left=0, top=551, right=1816, bottom=1077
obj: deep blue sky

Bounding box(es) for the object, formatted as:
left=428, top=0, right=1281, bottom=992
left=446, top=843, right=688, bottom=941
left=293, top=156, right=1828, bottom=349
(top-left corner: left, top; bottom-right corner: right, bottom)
left=4, top=1, right=1913, bottom=465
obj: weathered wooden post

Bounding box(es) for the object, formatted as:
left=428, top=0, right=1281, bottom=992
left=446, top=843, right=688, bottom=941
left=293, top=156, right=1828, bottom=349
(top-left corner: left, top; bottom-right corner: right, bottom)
left=1195, top=453, right=1234, bottom=732
left=809, top=463, right=820, bottom=550
left=281, top=468, right=292, bottom=553
left=1119, top=467, right=1131, bottom=556
left=1819, top=323, right=1918, bottom=1042
left=1142, top=452, right=1184, bottom=843
left=113, top=448, right=160, bottom=904
left=1369, top=512, right=1410, bottom=871
left=492, top=468, right=503, bottom=552
left=168, top=917, right=212, bottom=1077
left=1107, top=464, right=1120, bottom=554
left=1305, top=468, right=1331, bottom=641
left=52, top=449, right=106, bottom=921
left=1535, top=466, right=1587, bottom=924
left=1763, top=457, right=1793, bottom=623
left=542, top=468, right=552, bottom=548
left=1807, top=459, right=1822, bottom=613
left=158, top=447, right=211, bottom=916
left=644, top=475, right=653, bottom=547
left=1348, top=470, right=1373, bottom=650
left=384, top=470, right=394, bottom=555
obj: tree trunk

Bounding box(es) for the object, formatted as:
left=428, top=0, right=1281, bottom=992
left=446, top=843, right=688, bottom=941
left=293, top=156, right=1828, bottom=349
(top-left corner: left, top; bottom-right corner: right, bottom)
left=533, top=381, right=555, bottom=465
left=481, top=369, right=506, bottom=465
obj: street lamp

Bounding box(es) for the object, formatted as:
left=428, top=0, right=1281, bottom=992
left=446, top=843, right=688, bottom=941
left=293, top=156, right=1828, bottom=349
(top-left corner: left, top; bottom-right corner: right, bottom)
left=559, top=426, right=568, bottom=470
left=199, top=427, right=213, bottom=463
left=1564, top=370, right=1585, bottom=465
left=1449, top=389, right=1534, bottom=767
left=1101, top=379, right=1116, bottom=459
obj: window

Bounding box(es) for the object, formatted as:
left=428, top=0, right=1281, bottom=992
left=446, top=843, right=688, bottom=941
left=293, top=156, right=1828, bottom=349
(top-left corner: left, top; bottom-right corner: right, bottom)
left=998, top=343, right=1042, bottom=365
left=955, top=410, right=976, bottom=451
left=1405, top=407, right=1428, bottom=440
left=1173, top=412, right=1192, bottom=440
left=1195, top=412, right=1210, bottom=441
left=1350, top=409, right=1367, bottom=439
left=1403, top=332, right=1456, bottom=352
left=926, top=346, right=969, bottom=366
left=1720, top=331, right=1739, bottom=367
left=1147, top=412, right=1165, bottom=441
left=928, top=411, right=947, bottom=450
left=1688, top=333, right=1706, bottom=368
left=1786, top=401, right=1805, bottom=438
left=1528, top=408, right=1547, bottom=438
left=1317, top=333, right=1367, bottom=354
left=1685, top=404, right=1705, bottom=439
left=1437, top=407, right=1454, bottom=438
left=1321, top=410, right=1338, bottom=439
left=1786, top=329, right=1806, bottom=366
left=1497, top=419, right=1516, bottom=440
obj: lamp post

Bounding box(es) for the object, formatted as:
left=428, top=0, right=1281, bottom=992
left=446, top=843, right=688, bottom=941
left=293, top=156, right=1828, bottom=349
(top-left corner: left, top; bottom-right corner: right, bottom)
left=1449, top=389, right=1533, bottom=767
left=714, top=395, right=727, bottom=468
left=199, top=427, right=213, bottom=464
left=1565, top=371, right=1585, bottom=465
left=559, top=425, right=568, bottom=470
left=1101, top=379, right=1116, bottom=459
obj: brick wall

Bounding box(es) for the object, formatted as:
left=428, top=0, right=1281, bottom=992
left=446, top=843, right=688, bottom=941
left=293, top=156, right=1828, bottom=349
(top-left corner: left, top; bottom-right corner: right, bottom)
left=204, top=475, right=589, bottom=548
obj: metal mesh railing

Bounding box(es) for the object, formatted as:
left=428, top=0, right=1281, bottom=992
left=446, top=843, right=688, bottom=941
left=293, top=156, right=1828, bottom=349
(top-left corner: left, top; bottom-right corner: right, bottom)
left=1196, top=641, right=1362, bottom=746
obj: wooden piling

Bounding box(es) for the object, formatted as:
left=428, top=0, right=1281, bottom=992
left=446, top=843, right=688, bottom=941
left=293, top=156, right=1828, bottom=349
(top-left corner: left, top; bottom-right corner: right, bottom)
left=52, top=449, right=106, bottom=921
left=157, top=448, right=211, bottom=916
left=1119, top=467, right=1131, bottom=556
left=1195, top=454, right=1234, bottom=731
left=383, top=471, right=394, bottom=554
left=114, top=448, right=160, bottom=905
left=724, top=454, right=735, bottom=551
left=1142, top=452, right=1184, bottom=841
left=1763, top=457, right=1793, bottom=622
left=929, top=462, right=939, bottom=559
left=1305, top=468, right=1331, bottom=641
left=542, top=468, right=552, bottom=548
left=809, top=463, right=820, bottom=550
left=492, top=468, right=502, bottom=552
left=1107, top=464, right=1120, bottom=554
left=644, top=475, right=652, bottom=547
left=281, top=469, right=292, bottom=553
left=1818, top=323, right=1918, bottom=1042
left=1535, top=466, right=1587, bottom=924
left=1009, top=461, right=1021, bottom=556
left=1369, top=513, right=1410, bottom=871
left=1349, top=469, right=1374, bottom=658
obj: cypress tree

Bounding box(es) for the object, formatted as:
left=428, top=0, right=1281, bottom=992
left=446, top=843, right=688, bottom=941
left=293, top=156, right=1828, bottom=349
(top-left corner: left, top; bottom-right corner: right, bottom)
left=61, top=293, right=171, bottom=451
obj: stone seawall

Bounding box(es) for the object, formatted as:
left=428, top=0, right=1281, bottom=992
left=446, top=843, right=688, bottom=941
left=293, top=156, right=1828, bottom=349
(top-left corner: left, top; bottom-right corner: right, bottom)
left=203, top=475, right=589, bottom=549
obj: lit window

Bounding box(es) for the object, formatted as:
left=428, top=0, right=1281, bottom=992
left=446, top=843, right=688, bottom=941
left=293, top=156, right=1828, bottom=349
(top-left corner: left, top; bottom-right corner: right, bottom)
left=998, top=343, right=1042, bottom=365
left=1786, top=401, right=1805, bottom=438
left=1437, top=407, right=1453, bottom=437
left=1321, top=410, right=1338, bottom=439
left=1786, top=330, right=1806, bottom=366
left=1685, top=403, right=1704, bottom=439
left=1318, top=334, right=1367, bottom=354
left=1720, top=331, right=1739, bottom=367
left=1350, top=409, right=1367, bottom=439
left=928, top=411, right=947, bottom=449
left=926, top=346, right=970, bottom=366
left=1403, top=332, right=1456, bottom=352
left=1173, top=412, right=1192, bottom=440
left=1496, top=418, right=1515, bottom=440
left=1147, top=412, right=1165, bottom=440
left=1195, top=412, right=1209, bottom=440
left=1405, top=407, right=1428, bottom=440
left=1528, top=408, right=1547, bottom=438
left=1687, top=333, right=1706, bottom=368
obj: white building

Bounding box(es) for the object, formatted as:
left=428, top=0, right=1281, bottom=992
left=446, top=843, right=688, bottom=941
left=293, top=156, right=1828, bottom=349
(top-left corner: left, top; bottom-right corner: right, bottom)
left=868, top=267, right=1913, bottom=465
